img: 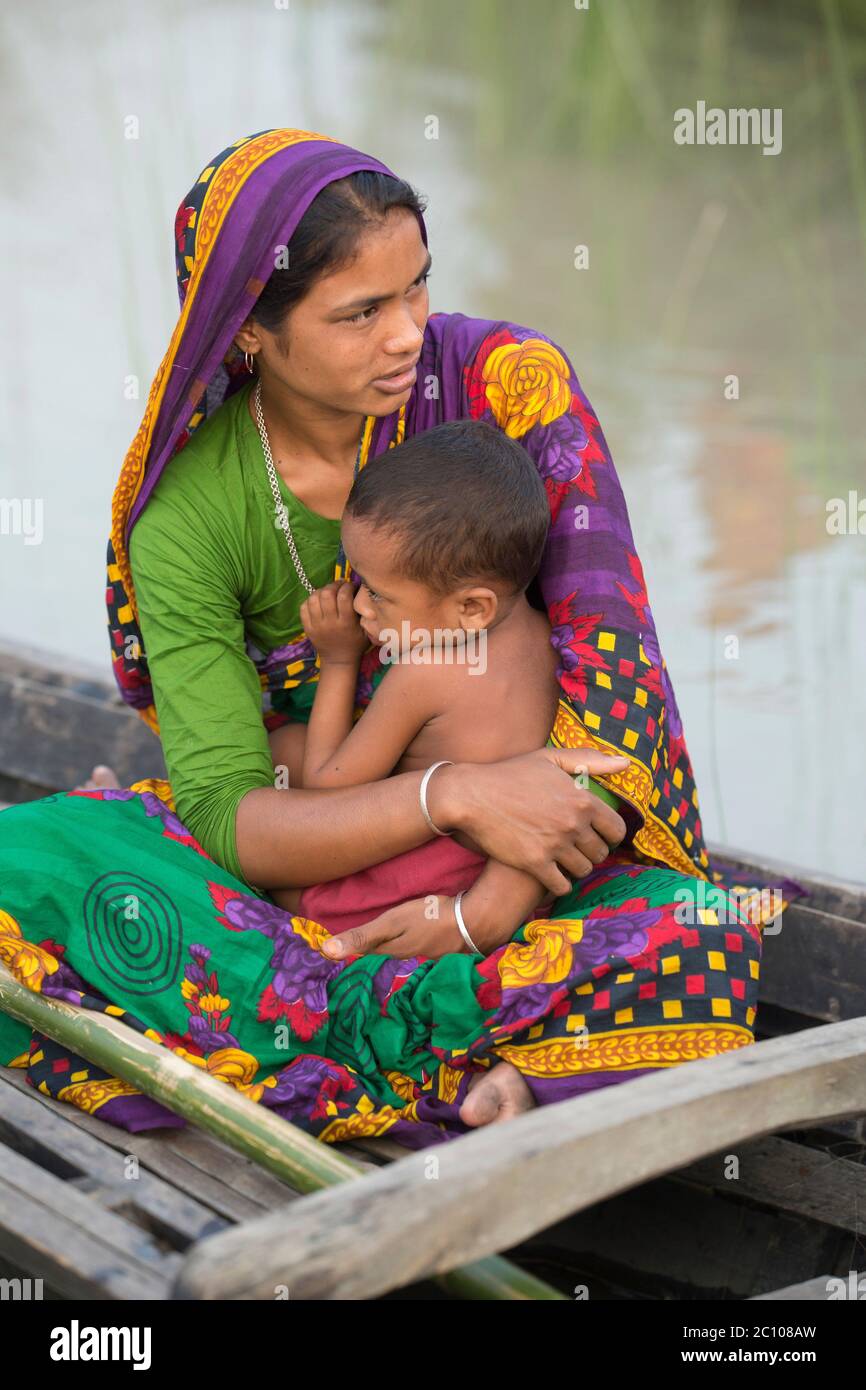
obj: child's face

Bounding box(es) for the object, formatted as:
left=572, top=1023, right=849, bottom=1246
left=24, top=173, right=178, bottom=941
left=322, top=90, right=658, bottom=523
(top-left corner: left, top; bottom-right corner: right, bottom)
left=341, top=515, right=499, bottom=655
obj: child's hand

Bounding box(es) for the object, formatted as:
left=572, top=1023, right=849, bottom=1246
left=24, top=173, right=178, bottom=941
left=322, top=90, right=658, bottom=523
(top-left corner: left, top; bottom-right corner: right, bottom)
left=301, top=581, right=370, bottom=664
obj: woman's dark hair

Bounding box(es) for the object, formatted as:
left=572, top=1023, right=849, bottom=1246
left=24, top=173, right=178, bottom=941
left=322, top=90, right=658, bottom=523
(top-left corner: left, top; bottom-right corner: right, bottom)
left=251, top=171, right=428, bottom=336
left=344, top=418, right=551, bottom=596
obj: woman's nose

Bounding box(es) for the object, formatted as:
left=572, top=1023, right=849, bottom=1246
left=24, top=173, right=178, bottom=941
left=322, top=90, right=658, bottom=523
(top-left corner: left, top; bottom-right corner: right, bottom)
left=382, top=309, right=425, bottom=356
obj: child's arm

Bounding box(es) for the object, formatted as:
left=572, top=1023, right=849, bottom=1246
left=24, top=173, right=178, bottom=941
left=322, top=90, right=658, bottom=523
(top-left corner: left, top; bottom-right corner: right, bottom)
left=452, top=858, right=554, bottom=953
left=320, top=859, right=555, bottom=962
left=454, top=778, right=620, bottom=949
left=300, top=581, right=437, bottom=789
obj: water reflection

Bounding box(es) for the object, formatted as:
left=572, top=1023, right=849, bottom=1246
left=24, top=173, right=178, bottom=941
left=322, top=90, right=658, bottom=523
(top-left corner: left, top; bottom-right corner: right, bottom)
left=0, top=0, right=863, bottom=876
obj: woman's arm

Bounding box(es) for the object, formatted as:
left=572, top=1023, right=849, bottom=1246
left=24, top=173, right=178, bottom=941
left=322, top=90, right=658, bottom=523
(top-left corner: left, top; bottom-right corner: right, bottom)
left=239, top=746, right=631, bottom=898
left=235, top=768, right=446, bottom=888
left=129, top=469, right=282, bottom=888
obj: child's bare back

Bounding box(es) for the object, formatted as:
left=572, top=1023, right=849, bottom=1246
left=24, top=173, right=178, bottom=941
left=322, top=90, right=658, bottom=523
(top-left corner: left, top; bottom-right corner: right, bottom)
left=389, top=603, right=560, bottom=774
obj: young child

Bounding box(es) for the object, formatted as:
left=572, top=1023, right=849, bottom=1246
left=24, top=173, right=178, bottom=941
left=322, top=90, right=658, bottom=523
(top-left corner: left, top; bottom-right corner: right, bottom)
left=270, top=418, right=623, bottom=954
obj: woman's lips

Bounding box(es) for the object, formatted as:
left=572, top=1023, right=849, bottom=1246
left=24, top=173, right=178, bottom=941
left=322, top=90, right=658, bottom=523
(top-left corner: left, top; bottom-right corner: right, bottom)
left=371, top=361, right=418, bottom=394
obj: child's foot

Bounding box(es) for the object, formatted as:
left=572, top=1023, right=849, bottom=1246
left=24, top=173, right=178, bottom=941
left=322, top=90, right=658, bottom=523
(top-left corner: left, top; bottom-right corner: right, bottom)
left=458, top=1061, right=536, bottom=1127
left=77, top=764, right=121, bottom=791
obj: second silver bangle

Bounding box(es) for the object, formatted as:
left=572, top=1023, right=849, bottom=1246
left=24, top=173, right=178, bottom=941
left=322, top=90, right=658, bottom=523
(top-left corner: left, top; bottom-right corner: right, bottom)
left=454, top=889, right=483, bottom=954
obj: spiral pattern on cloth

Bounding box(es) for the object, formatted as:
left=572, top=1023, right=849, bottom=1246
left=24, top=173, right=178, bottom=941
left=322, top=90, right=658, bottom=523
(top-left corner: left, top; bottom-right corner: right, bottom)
left=83, top=872, right=182, bottom=997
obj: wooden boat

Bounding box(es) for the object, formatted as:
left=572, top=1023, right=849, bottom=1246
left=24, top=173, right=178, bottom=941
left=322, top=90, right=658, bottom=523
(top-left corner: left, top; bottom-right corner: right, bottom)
left=1, top=642, right=864, bottom=1301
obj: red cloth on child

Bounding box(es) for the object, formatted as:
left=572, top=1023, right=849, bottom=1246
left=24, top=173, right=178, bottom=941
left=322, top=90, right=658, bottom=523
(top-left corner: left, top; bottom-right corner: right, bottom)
left=296, top=836, right=487, bottom=936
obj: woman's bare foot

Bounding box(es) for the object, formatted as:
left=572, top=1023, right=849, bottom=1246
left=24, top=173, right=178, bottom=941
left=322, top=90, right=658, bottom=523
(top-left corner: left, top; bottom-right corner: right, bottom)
left=77, top=764, right=121, bottom=791
left=458, top=1060, right=536, bottom=1128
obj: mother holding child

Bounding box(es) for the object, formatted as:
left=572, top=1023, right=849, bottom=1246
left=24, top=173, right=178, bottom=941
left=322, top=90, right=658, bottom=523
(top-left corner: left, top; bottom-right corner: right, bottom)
left=0, top=128, right=763, bottom=1148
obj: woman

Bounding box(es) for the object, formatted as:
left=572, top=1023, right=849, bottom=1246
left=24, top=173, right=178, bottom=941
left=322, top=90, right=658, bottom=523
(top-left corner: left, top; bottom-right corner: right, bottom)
left=0, top=128, right=772, bottom=1148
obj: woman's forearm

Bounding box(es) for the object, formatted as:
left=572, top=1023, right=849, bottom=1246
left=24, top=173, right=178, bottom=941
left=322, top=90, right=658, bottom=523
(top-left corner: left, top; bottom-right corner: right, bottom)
left=236, top=748, right=632, bottom=899
left=235, top=768, right=453, bottom=889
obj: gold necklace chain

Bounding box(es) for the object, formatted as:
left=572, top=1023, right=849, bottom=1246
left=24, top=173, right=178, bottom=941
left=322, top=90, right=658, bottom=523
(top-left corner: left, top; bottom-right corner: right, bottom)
left=252, top=379, right=365, bottom=594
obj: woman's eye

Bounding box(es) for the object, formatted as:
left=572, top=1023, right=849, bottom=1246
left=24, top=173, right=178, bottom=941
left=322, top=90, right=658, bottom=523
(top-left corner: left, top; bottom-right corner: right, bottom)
left=345, top=272, right=430, bottom=325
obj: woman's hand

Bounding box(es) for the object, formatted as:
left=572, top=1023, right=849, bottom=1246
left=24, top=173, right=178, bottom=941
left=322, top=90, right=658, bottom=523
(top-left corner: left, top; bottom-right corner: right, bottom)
left=426, top=748, right=631, bottom=898
left=300, top=581, right=369, bottom=664
left=321, top=895, right=467, bottom=961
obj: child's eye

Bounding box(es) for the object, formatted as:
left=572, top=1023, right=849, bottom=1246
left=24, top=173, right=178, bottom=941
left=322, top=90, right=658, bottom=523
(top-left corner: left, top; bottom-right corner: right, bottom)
left=365, top=584, right=381, bottom=602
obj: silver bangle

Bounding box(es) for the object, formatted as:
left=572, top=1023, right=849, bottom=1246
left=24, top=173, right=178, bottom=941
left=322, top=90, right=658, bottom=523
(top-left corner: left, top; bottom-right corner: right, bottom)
left=419, top=760, right=454, bottom=837
left=454, top=889, right=483, bottom=954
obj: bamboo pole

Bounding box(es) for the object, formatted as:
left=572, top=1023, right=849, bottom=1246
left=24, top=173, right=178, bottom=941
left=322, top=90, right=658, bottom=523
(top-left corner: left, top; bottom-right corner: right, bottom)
left=0, top=963, right=564, bottom=1300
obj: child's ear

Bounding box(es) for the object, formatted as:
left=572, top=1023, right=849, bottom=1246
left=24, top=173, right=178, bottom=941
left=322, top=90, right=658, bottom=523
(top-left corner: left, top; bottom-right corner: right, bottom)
left=459, top=587, right=498, bottom=629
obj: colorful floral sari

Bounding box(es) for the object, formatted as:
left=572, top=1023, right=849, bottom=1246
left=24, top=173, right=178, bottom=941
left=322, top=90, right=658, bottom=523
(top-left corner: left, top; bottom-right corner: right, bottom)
left=0, top=788, right=770, bottom=1144
left=0, top=129, right=795, bottom=1144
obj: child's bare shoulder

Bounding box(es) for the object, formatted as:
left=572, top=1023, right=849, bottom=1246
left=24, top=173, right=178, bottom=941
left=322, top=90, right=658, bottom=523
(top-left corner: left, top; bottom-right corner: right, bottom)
left=373, top=655, right=452, bottom=705
left=374, top=650, right=476, bottom=712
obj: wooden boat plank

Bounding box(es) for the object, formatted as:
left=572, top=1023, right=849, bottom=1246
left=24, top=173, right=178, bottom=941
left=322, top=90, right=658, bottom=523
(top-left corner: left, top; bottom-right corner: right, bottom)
left=0, top=1071, right=225, bottom=1246
left=758, top=901, right=866, bottom=1023
left=171, top=1016, right=866, bottom=1301
left=6, top=1042, right=858, bottom=1301
left=753, top=1006, right=866, bottom=1144
left=676, top=1134, right=866, bottom=1235
left=0, top=645, right=165, bottom=796
left=465, top=1128, right=865, bottom=1298
left=351, top=1136, right=415, bottom=1164
left=0, top=1140, right=178, bottom=1300
left=150, top=1125, right=311, bottom=1204
left=1, top=1069, right=294, bottom=1223
left=514, top=1171, right=850, bottom=1300
left=0, top=1189, right=170, bottom=1302
left=709, top=840, right=866, bottom=924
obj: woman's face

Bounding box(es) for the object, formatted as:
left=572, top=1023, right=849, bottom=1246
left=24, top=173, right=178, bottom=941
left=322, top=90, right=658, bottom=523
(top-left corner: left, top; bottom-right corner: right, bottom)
left=242, top=206, right=430, bottom=418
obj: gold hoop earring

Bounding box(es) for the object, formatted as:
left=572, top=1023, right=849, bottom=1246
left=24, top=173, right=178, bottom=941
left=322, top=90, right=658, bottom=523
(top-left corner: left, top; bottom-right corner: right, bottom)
left=244, top=351, right=255, bottom=374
